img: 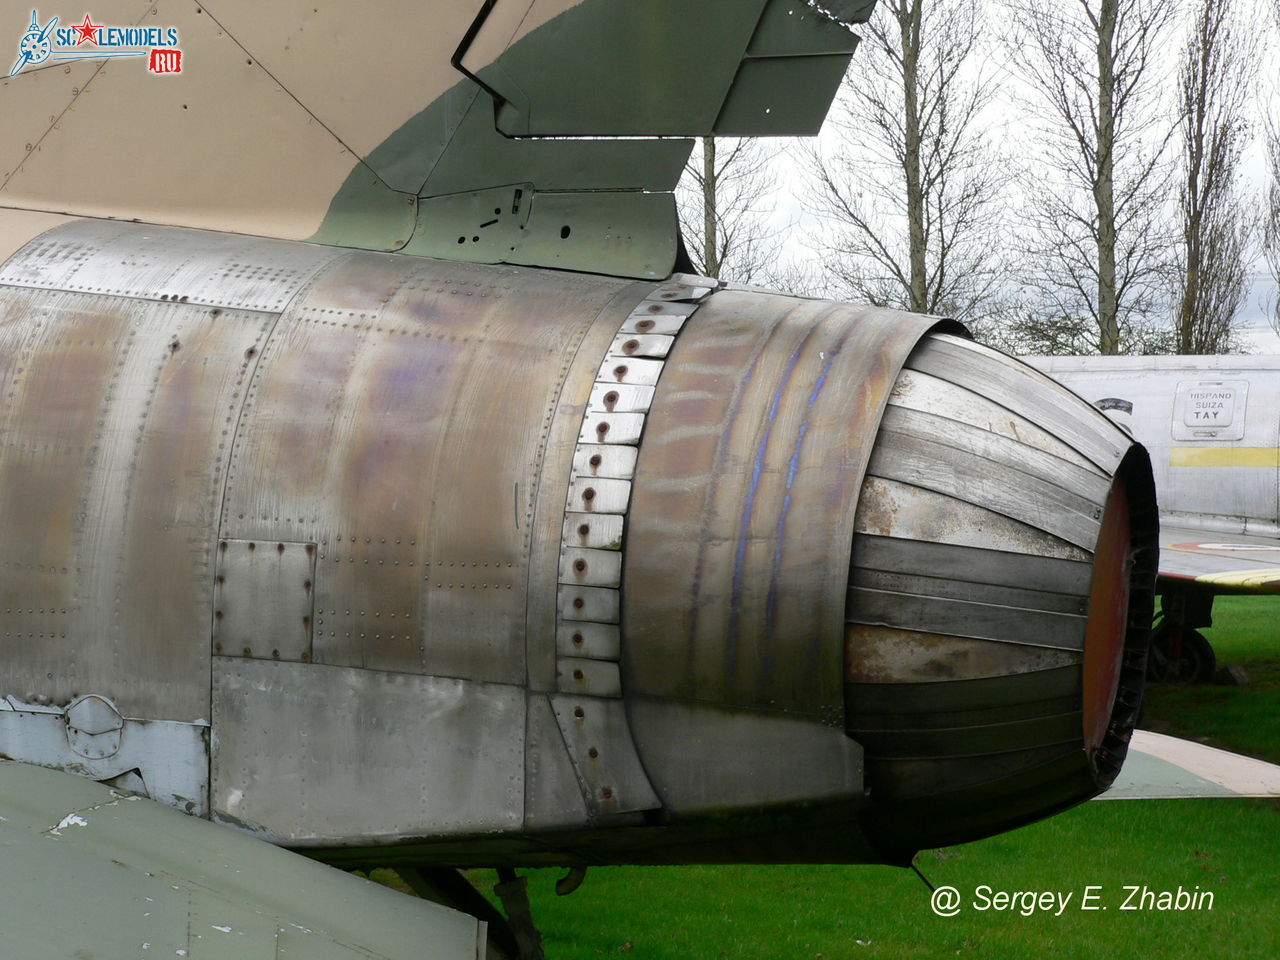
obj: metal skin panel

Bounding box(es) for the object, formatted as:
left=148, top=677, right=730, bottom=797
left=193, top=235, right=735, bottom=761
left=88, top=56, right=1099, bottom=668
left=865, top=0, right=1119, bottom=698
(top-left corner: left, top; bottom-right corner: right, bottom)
left=626, top=698, right=864, bottom=816
left=843, top=335, right=1158, bottom=853
left=549, top=695, right=660, bottom=817
left=854, top=476, right=1093, bottom=563
left=0, top=215, right=1165, bottom=864
left=211, top=660, right=525, bottom=844
left=562, top=512, right=625, bottom=550
left=213, top=540, right=318, bottom=662
left=0, top=218, right=344, bottom=311
left=555, top=657, right=623, bottom=697
left=0, top=282, right=276, bottom=721
left=219, top=252, right=631, bottom=682
left=570, top=444, right=637, bottom=480
left=556, top=622, right=621, bottom=660
left=523, top=694, right=591, bottom=830
left=910, top=334, right=1129, bottom=473
left=623, top=292, right=955, bottom=721
left=888, top=367, right=1109, bottom=475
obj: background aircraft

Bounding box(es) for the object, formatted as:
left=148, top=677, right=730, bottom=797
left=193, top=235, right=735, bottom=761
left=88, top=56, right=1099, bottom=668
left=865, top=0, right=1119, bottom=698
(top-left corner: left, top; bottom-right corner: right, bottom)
left=0, top=2, right=1274, bottom=957
left=1030, top=355, right=1280, bottom=683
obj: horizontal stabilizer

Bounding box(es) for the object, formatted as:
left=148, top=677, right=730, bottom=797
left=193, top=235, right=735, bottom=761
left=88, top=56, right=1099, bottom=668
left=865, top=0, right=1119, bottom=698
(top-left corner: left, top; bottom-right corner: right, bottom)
left=0, top=0, right=875, bottom=278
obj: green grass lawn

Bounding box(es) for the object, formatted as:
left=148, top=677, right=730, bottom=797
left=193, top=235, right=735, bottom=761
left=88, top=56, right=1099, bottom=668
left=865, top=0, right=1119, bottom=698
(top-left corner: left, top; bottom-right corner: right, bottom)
left=1142, top=595, right=1280, bottom=764
left=379, top=597, right=1280, bottom=959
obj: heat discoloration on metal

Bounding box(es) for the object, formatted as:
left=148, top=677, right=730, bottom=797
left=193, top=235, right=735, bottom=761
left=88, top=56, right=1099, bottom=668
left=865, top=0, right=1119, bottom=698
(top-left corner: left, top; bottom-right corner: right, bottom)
left=888, top=367, right=1108, bottom=476
left=0, top=272, right=278, bottom=720
left=845, top=625, right=1081, bottom=684
left=853, top=476, right=1093, bottom=562
left=0, top=215, right=1161, bottom=865
left=843, top=335, right=1157, bottom=850
left=218, top=251, right=632, bottom=682
left=624, top=293, right=951, bottom=720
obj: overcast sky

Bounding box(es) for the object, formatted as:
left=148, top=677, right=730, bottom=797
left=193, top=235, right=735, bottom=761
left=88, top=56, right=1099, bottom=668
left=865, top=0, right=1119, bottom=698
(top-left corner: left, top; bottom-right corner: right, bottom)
left=734, top=1, right=1280, bottom=354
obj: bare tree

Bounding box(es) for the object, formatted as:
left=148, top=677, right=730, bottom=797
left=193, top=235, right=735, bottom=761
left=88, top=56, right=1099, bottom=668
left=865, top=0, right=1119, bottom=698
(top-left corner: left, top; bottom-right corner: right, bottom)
left=1004, top=0, right=1180, bottom=354
left=1171, top=0, right=1255, bottom=355
left=802, top=0, right=1007, bottom=319
left=1266, top=0, right=1280, bottom=337
left=676, top=137, right=781, bottom=283
left=1268, top=132, right=1280, bottom=338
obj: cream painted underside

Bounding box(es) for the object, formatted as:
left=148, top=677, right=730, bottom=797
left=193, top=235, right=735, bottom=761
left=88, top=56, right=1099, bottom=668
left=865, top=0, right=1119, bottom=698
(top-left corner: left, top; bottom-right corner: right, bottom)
left=0, top=0, right=584, bottom=238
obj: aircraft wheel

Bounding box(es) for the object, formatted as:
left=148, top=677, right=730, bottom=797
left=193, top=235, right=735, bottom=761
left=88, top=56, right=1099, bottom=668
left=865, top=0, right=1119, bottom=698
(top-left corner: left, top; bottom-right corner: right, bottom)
left=1147, top=624, right=1216, bottom=685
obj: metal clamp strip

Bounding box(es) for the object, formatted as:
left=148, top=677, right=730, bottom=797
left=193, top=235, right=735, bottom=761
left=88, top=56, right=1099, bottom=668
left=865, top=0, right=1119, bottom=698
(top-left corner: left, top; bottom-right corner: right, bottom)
left=554, top=275, right=718, bottom=698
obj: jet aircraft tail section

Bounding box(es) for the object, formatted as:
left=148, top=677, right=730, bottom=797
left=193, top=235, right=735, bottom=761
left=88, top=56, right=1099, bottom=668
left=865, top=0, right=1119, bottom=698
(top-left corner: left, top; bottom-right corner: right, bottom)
left=0, top=0, right=871, bottom=278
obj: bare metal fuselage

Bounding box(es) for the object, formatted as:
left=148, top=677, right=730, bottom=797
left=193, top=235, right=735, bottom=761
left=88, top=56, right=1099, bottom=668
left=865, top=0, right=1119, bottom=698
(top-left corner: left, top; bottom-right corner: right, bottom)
left=0, top=218, right=1155, bottom=867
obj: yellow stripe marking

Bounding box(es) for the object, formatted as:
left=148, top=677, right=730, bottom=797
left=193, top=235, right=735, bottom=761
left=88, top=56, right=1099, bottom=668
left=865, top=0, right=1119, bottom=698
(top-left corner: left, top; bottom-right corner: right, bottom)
left=1194, top=568, right=1280, bottom=589
left=1170, top=447, right=1280, bottom=467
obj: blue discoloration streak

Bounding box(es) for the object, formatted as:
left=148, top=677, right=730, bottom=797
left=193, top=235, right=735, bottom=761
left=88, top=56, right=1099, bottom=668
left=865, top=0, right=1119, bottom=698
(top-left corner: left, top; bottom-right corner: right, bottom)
left=726, top=338, right=809, bottom=658
left=762, top=358, right=834, bottom=599
left=764, top=356, right=834, bottom=641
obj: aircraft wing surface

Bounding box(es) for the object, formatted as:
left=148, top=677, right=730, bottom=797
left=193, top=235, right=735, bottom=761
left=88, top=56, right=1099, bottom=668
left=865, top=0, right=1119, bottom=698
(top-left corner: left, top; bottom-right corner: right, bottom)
left=1158, top=524, right=1280, bottom=594
left=1100, top=730, right=1280, bottom=799
left=0, top=760, right=485, bottom=960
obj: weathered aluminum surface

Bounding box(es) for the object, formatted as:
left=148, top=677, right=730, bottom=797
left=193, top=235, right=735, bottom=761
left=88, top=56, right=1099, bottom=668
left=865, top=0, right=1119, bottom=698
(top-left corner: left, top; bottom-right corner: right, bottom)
left=607, top=333, right=675, bottom=359
left=0, top=219, right=342, bottom=312
left=213, top=539, right=317, bottom=662
left=556, top=658, right=623, bottom=698
left=889, top=367, right=1109, bottom=476
left=847, top=334, right=1121, bottom=681
left=549, top=695, right=661, bottom=817
left=844, top=334, right=1158, bottom=851
left=910, top=334, right=1128, bottom=472
left=0, top=761, right=485, bottom=960
left=212, top=660, right=525, bottom=843
left=570, top=445, right=638, bottom=480
left=624, top=293, right=954, bottom=721
left=524, top=694, right=592, bottom=830
left=847, top=586, right=1087, bottom=651
left=578, top=412, right=647, bottom=445
left=559, top=547, right=624, bottom=588
left=0, top=278, right=277, bottom=720
left=854, top=476, right=1093, bottom=562
left=626, top=698, right=864, bottom=815
left=595, top=356, right=666, bottom=386
left=562, top=512, right=625, bottom=550
left=588, top=382, right=656, bottom=413
left=219, top=250, right=633, bottom=683
left=0, top=701, right=208, bottom=815
left=556, top=622, right=622, bottom=660
left=566, top=477, right=633, bottom=514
